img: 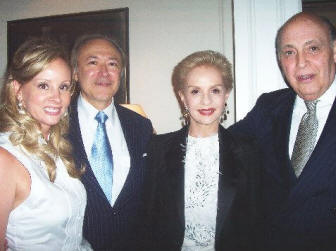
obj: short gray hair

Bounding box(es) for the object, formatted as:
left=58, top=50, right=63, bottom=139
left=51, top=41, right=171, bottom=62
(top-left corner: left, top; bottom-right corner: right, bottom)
left=70, top=33, right=126, bottom=75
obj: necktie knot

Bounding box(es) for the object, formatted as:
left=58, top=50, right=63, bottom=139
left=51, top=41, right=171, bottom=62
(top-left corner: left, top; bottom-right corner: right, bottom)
left=95, top=111, right=108, bottom=124
left=304, top=100, right=318, bottom=114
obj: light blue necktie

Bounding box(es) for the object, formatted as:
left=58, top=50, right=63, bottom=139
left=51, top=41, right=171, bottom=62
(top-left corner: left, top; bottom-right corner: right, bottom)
left=90, top=111, right=113, bottom=202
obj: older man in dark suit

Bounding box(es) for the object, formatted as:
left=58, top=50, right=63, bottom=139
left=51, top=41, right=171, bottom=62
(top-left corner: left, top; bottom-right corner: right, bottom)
left=68, top=34, right=152, bottom=250
left=229, top=12, right=336, bottom=251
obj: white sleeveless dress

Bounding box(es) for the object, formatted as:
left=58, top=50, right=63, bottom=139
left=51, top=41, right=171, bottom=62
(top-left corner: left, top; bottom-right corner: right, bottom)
left=0, top=133, right=92, bottom=251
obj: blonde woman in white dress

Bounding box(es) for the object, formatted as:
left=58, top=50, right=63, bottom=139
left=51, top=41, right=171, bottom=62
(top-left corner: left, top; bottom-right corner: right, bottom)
left=0, top=38, right=92, bottom=251
left=144, top=51, right=262, bottom=251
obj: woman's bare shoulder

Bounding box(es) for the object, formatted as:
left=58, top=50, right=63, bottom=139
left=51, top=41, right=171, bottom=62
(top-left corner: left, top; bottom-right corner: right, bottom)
left=0, top=146, right=24, bottom=180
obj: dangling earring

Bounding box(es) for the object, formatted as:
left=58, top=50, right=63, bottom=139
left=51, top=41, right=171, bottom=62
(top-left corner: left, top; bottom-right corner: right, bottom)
left=220, top=103, right=229, bottom=123
left=180, top=104, right=190, bottom=126
left=17, top=100, right=25, bottom=115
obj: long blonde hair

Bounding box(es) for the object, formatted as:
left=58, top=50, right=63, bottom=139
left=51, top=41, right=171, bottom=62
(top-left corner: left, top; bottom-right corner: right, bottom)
left=0, top=38, right=80, bottom=182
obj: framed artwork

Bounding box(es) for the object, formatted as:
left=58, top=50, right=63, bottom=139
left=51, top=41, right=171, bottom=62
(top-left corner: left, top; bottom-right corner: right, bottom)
left=302, top=1, right=336, bottom=26
left=7, top=8, right=129, bottom=104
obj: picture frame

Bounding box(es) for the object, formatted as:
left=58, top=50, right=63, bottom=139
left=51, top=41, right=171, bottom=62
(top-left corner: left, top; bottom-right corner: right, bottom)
left=7, top=8, right=129, bottom=104
left=302, top=1, right=336, bottom=26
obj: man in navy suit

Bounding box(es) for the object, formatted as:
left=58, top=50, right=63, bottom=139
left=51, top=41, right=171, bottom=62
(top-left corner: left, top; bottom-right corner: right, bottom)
left=68, top=34, right=153, bottom=250
left=229, top=12, right=336, bottom=250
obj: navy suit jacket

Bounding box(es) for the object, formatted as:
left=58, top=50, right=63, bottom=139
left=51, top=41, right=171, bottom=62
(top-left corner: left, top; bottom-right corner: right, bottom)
left=143, top=125, right=262, bottom=251
left=229, top=88, right=336, bottom=251
left=68, top=98, right=153, bottom=250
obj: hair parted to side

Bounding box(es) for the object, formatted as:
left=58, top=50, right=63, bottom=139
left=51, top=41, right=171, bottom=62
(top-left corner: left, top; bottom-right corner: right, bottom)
left=0, top=37, right=80, bottom=182
left=71, top=33, right=125, bottom=73
left=172, top=50, right=233, bottom=119
left=275, top=12, right=336, bottom=61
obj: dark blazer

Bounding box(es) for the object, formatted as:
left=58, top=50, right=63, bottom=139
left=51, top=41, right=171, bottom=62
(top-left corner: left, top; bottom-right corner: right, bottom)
left=68, top=98, right=153, bottom=251
left=143, top=125, right=262, bottom=251
left=229, top=88, right=336, bottom=251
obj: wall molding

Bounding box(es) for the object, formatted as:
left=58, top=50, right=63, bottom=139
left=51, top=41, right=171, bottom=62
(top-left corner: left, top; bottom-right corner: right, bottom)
left=233, top=0, right=301, bottom=121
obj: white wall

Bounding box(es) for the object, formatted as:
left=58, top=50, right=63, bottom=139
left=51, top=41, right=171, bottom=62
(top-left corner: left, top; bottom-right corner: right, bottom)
left=0, top=0, right=233, bottom=134
left=233, top=0, right=302, bottom=120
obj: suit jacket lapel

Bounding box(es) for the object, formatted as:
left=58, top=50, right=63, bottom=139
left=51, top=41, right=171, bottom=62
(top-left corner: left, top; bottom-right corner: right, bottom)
left=162, top=127, right=188, bottom=230
left=112, top=104, right=143, bottom=208
left=115, top=104, right=137, bottom=164
left=216, top=126, right=237, bottom=241
left=69, top=98, right=108, bottom=200
left=271, top=90, right=297, bottom=187
left=287, top=96, right=336, bottom=209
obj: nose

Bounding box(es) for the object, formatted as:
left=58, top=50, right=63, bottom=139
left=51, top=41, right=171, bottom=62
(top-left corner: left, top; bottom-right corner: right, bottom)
left=201, top=92, right=212, bottom=105
left=297, top=51, right=307, bottom=68
left=98, top=64, right=109, bottom=77
left=50, top=88, right=61, bottom=103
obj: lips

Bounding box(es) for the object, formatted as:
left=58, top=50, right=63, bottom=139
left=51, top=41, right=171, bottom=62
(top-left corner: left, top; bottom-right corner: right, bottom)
left=44, top=107, right=62, bottom=115
left=297, top=74, right=314, bottom=82
left=95, top=78, right=111, bottom=86
left=96, top=82, right=111, bottom=86
left=198, top=108, right=215, bottom=116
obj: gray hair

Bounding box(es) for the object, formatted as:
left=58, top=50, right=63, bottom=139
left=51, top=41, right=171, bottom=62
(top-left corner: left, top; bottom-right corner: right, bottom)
left=70, top=33, right=126, bottom=75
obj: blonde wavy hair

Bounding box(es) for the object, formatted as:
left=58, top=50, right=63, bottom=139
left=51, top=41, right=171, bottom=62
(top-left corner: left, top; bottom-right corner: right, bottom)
left=0, top=38, right=80, bottom=182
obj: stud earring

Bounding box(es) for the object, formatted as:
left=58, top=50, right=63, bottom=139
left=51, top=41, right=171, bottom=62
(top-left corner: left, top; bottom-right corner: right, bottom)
left=63, top=110, right=68, bottom=118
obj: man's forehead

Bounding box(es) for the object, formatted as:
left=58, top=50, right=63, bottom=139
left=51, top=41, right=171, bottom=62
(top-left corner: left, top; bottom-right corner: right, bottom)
left=78, top=39, right=121, bottom=58
left=283, top=15, right=328, bottom=35
left=281, top=18, right=329, bottom=44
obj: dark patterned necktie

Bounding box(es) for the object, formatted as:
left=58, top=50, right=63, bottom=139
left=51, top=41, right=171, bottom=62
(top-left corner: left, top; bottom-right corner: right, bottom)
left=90, top=111, right=113, bottom=202
left=291, top=100, right=318, bottom=177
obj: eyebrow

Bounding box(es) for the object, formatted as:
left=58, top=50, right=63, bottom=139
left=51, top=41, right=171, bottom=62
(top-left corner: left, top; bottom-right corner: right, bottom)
left=281, top=39, right=321, bottom=49
left=85, top=55, right=120, bottom=61
left=186, top=84, right=224, bottom=88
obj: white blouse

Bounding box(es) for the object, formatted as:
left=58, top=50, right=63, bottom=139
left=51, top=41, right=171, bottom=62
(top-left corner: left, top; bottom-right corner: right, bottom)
left=0, top=133, right=92, bottom=251
left=182, top=134, right=220, bottom=251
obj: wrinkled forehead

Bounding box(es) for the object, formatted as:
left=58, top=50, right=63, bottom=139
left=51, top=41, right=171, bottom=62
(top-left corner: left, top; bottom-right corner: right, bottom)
left=281, top=15, right=330, bottom=43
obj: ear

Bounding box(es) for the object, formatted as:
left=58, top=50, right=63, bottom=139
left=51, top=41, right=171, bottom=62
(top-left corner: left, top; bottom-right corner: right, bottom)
left=223, top=90, right=231, bottom=103
left=12, top=80, right=23, bottom=100
left=178, top=90, right=185, bottom=104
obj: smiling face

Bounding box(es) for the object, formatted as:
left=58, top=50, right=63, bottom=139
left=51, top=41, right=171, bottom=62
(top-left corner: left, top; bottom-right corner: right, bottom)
left=74, top=38, right=122, bottom=110
left=179, top=65, right=230, bottom=137
left=14, top=58, right=71, bottom=138
left=279, top=15, right=336, bottom=101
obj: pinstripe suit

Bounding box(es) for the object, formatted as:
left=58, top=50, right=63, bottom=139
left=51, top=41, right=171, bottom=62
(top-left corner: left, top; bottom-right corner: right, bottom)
left=69, top=97, right=153, bottom=251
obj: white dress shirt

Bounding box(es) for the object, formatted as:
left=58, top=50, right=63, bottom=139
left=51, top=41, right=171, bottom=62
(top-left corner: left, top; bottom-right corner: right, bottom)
left=78, top=94, right=130, bottom=206
left=289, top=80, right=336, bottom=158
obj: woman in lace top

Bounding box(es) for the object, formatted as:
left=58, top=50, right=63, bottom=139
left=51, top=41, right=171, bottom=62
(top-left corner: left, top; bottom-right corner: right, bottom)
left=0, top=38, right=91, bottom=250
left=144, top=51, right=262, bottom=251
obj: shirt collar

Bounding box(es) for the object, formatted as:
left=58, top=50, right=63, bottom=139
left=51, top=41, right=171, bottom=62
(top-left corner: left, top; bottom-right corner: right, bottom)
left=78, top=94, right=115, bottom=120
left=295, top=78, right=336, bottom=109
